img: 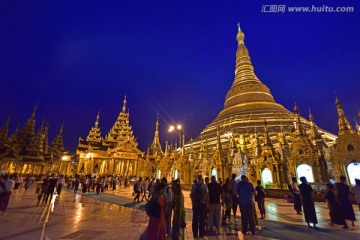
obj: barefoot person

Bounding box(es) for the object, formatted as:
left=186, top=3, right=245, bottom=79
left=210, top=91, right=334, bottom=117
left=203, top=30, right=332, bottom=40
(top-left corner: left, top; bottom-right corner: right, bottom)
left=325, top=182, right=348, bottom=229
left=335, top=176, right=356, bottom=227
left=298, top=177, right=318, bottom=229
left=255, top=180, right=266, bottom=219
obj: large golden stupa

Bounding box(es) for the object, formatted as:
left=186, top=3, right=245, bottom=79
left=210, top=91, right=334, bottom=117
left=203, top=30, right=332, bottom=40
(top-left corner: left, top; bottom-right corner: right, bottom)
left=192, top=24, right=336, bottom=150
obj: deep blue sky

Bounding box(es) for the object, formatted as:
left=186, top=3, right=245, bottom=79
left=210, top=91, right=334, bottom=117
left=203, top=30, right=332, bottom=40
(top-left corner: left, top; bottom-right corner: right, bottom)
left=1, top=1, right=360, bottom=153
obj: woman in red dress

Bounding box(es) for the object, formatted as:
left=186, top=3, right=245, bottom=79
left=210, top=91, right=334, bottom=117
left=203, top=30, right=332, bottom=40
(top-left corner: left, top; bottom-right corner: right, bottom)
left=145, top=182, right=167, bottom=240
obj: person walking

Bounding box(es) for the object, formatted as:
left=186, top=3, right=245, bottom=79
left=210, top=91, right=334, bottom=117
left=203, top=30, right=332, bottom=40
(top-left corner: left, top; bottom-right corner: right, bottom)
left=298, top=176, right=318, bottom=229
left=229, top=173, right=238, bottom=222
left=325, top=182, right=348, bottom=229
left=352, top=179, right=360, bottom=211
left=57, top=175, right=65, bottom=195
left=141, top=177, right=149, bottom=202
left=14, top=175, right=22, bottom=192
left=74, top=178, right=79, bottom=193
left=161, top=177, right=172, bottom=238
left=43, top=175, right=57, bottom=205
left=171, top=179, right=186, bottom=240
left=112, top=176, right=117, bottom=191
left=134, top=177, right=142, bottom=203
left=207, top=176, right=222, bottom=233
left=236, top=175, right=256, bottom=235
left=335, top=176, right=356, bottom=226
left=144, top=183, right=167, bottom=240
left=0, top=176, right=9, bottom=215
left=289, top=177, right=302, bottom=214
left=255, top=180, right=266, bottom=219
left=222, top=177, right=232, bottom=225
left=191, top=175, right=208, bottom=238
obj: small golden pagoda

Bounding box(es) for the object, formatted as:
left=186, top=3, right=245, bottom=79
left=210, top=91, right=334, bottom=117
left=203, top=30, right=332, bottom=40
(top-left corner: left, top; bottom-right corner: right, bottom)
left=76, top=96, right=143, bottom=176
left=331, top=98, right=360, bottom=185
left=0, top=105, right=71, bottom=175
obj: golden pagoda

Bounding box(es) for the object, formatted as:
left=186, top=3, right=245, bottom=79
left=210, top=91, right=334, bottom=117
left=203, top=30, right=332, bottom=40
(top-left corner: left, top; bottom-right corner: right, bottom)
left=0, top=105, right=71, bottom=175
left=194, top=24, right=336, bottom=146
left=181, top=24, right=338, bottom=186
left=76, top=96, right=143, bottom=176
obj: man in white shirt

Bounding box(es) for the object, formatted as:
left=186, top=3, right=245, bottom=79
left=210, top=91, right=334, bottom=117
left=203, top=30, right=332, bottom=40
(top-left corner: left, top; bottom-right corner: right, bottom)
left=5, top=175, right=15, bottom=193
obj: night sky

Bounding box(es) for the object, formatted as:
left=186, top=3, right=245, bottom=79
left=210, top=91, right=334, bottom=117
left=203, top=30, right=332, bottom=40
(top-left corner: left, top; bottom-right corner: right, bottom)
left=1, top=1, right=360, bottom=153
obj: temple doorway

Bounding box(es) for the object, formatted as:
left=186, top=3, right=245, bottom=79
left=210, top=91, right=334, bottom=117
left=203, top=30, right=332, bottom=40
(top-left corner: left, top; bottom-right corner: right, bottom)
left=157, top=169, right=161, bottom=179
left=211, top=168, right=217, bottom=179
left=296, top=164, right=314, bottom=182
left=173, top=169, right=178, bottom=180
left=261, top=168, right=273, bottom=187
left=347, top=162, right=360, bottom=185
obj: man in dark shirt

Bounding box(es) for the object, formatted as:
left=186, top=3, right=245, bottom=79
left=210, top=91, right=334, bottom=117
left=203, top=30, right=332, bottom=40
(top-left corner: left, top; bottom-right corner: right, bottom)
left=207, top=176, right=223, bottom=232
left=236, top=175, right=256, bottom=235
left=42, top=174, right=58, bottom=205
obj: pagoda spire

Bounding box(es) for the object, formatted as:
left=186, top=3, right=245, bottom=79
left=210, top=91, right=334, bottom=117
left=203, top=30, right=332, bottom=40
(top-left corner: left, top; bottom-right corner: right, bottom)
left=253, top=128, right=262, bottom=157
left=42, top=123, right=49, bottom=154
left=335, top=97, right=354, bottom=135
left=278, top=125, right=288, bottom=146
left=308, top=108, right=322, bottom=140
left=86, top=112, right=102, bottom=143
left=20, top=104, right=38, bottom=142
left=263, top=120, right=272, bottom=147
left=294, top=102, right=306, bottom=136
left=220, top=24, right=278, bottom=117
left=50, top=124, right=65, bottom=160
left=355, top=119, right=360, bottom=135
left=0, top=115, right=11, bottom=142
left=122, top=95, right=127, bottom=113
left=149, top=114, right=164, bottom=156
left=234, top=23, right=260, bottom=85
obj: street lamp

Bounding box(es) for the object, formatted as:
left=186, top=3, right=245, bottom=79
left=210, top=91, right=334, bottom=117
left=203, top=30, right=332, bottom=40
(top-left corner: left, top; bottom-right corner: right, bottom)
left=169, top=124, right=182, bottom=147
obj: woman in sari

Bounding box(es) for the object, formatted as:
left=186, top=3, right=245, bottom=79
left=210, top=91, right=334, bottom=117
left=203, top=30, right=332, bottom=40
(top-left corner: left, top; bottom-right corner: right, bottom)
left=145, top=182, right=167, bottom=240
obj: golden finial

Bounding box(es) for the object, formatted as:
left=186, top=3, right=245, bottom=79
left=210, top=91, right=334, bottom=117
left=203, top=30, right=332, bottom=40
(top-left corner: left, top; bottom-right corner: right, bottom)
left=155, top=113, right=159, bottom=131
left=236, top=22, right=245, bottom=44
left=293, top=101, right=300, bottom=114
left=95, top=112, right=100, bottom=127
left=122, top=95, right=127, bottom=112
left=308, top=108, right=314, bottom=122
left=59, top=124, right=64, bottom=134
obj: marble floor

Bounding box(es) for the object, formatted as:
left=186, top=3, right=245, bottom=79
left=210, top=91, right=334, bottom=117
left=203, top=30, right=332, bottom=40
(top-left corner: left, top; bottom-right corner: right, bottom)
left=0, top=184, right=359, bottom=240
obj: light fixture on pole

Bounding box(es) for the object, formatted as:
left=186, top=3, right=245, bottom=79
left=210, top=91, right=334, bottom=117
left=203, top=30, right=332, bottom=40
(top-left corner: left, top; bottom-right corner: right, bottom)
left=169, top=124, right=182, bottom=148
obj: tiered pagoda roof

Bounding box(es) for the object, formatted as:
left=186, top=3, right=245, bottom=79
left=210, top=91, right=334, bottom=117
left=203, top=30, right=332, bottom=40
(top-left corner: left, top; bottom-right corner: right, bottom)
left=191, top=24, right=337, bottom=153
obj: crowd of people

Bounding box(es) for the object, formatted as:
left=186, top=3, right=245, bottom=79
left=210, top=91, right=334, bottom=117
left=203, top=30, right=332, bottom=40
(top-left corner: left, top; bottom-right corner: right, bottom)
left=1, top=172, right=359, bottom=239
left=188, top=174, right=264, bottom=237
left=141, top=173, right=359, bottom=239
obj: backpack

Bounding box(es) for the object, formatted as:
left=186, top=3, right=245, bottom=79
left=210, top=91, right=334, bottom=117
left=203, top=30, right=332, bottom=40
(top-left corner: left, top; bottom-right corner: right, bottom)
left=193, top=183, right=204, bottom=204
left=145, top=196, right=160, bottom=218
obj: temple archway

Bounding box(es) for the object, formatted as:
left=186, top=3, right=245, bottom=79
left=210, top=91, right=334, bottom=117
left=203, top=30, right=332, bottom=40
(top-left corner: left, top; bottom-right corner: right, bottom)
left=297, top=164, right=314, bottom=183
left=261, top=168, right=273, bottom=188
left=173, top=169, right=178, bottom=180
left=211, top=168, right=217, bottom=179
left=157, top=169, right=161, bottom=179
left=347, top=162, right=360, bottom=185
